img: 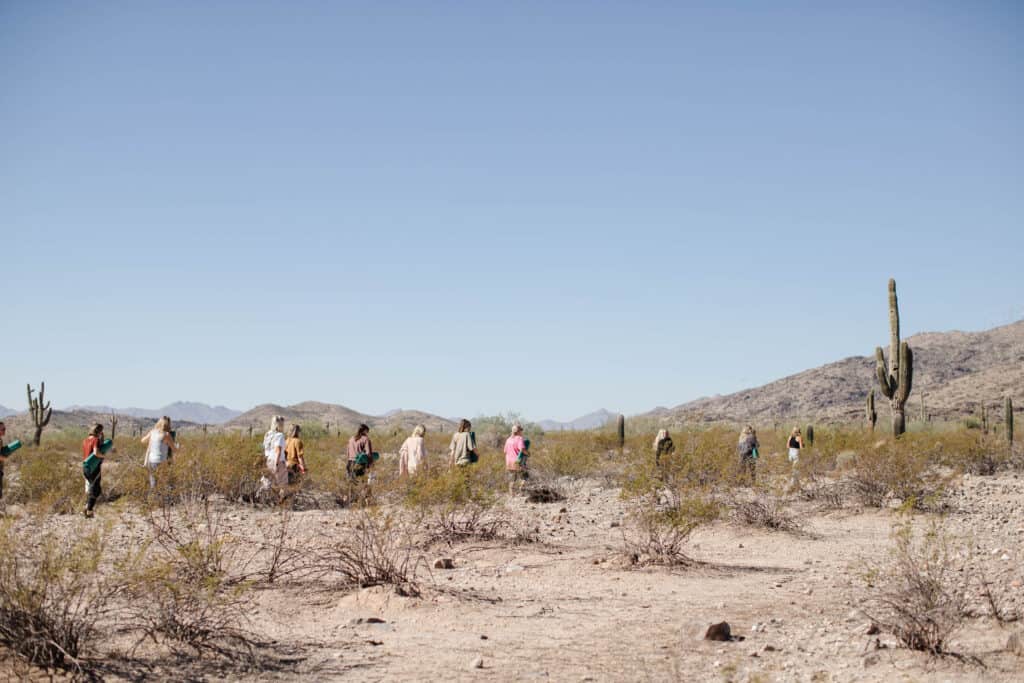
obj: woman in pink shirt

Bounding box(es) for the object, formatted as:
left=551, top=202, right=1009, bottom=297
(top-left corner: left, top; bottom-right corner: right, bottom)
left=503, top=422, right=530, bottom=494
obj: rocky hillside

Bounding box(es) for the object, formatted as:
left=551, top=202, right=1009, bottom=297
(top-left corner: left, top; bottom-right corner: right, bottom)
left=643, top=320, right=1024, bottom=426
left=225, top=401, right=454, bottom=433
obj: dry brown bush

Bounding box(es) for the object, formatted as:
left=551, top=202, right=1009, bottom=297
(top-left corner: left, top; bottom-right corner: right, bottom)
left=861, top=520, right=969, bottom=654
left=309, top=511, right=426, bottom=596
left=729, top=493, right=802, bottom=532
left=0, top=521, right=119, bottom=676
left=622, top=494, right=720, bottom=568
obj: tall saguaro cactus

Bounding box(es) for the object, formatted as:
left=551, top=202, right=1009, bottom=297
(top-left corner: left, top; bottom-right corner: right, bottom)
left=874, top=279, right=914, bottom=437
left=109, top=411, right=119, bottom=441
left=27, top=382, right=53, bottom=446
left=616, top=414, right=625, bottom=450
left=1007, top=397, right=1014, bottom=447
left=866, top=390, right=877, bottom=431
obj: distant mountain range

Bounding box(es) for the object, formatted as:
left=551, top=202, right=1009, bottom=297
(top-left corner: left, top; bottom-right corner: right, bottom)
left=537, top=409, right=616, bottom=432
left=65, top=402, right=242, bottom=425
left=0, top=405, right=15, bottom=418
left=226, top=401, right=455, bottom=433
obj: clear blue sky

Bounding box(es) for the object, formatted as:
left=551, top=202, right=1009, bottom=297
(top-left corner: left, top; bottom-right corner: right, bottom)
left=2, top=2, right=1021, bottom=420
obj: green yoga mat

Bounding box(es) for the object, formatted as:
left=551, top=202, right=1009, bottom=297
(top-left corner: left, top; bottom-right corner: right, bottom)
left=99, top=438, right=114, bottom=454
left=83, top=453, right=101, bottom=476
left=354, top=452, right=380, bottom=466
left=0, top=440, right=21, bottom=456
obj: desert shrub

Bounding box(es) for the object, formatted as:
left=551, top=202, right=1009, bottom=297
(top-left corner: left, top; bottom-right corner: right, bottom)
left=403, top=467, right=508, bottom=545
left=125, top=495, right=261, bottom=661
left=622, top=493, right=720, bottom=568
left=7, top=452, right=83, bottom=514
left=861, top=520, right=969, bottom=654
left=846, top=439, right=950, bottom=509
left=729, top=493, right=802, bottom=532
left=309, top=511, right=425, bottom=596
left=0, top=521, right=117, bottom=675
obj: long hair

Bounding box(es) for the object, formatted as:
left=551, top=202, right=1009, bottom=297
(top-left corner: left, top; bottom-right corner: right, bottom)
left=155, top=416, right=171, bottom=433
left=88, top=423, right=104, bottom=437
left=270, top=415, right=285, bottom=432
left=738, top=425, right=755, bottom=443
left=458, top=419, right=471, bottom=433
left=356, top=423, right=370, bottom=438
left=412, top=424, right=426, bottom=438
left=653, top=429, right=669, bottom=450
left=288, top=424, right=301, bottom=439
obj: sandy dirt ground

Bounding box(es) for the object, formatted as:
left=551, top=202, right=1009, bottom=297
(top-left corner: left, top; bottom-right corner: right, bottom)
left=1, top=471, right=1022, bottom=682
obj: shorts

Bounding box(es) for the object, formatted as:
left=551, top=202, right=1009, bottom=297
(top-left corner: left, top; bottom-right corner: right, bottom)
left=788, top=448, right=800, bottom=463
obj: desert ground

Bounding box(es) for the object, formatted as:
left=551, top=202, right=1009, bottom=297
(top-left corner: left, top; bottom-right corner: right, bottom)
left=0, top=427, right=1022, bottom=682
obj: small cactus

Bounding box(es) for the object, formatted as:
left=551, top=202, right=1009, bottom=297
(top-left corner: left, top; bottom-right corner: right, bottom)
left=110, top=411, right=118, bottom=441
left=1007, top=397, right=1014, bottom=447
left=616, top=414, right=625, bottom=450
left=981, top=404, right=989, bottom=434
left=866, top=390, right=877, bottom=431
left=26, top=382, right=53, bottom=446
left=805, top=425, right=814, bottom=447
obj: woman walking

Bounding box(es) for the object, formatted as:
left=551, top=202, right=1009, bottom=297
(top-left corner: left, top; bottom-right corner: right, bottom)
left=653, top=429, right=675, bottom=466
left=787, top=426, right=804, bottom=490
left=447, top=419, right=477, bottom=468
left=503, top=422, right=530, bottom=494
left=263, top=416, right=288, bottom=492
left=346, top=423, right=376, bottom=480
left=737, top=425, right=759, bottom=484
left=141, top=416, right=177, bottom=489
left=285, top=424, right=307, bottom=484
left=82, top=423, right=107, bottom=517
left=399, top=424, right=428, bottom=477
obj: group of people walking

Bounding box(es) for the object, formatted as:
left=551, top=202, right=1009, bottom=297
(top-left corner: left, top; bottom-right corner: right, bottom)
left=653, top=424, right=804, bottom=487
left=1, top=415, right=807, bottom=518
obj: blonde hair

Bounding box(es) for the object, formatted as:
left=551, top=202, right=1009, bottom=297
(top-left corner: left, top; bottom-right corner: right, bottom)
left=458, top=419, right=471, bottom=433
left=270, top=415, right=285, bottom=432
left=511, top=421, right=524, bottom=436
left=738, top=425, right=755, bottom=443
left=155, top=416, right=171, bottom=433
left=412, top=424, right=426, bottom=438
left=790, top=426, right=801, bottom=437
left=288, top=424, right=301, bottom=439
left=653, top=429, right=669, bottom=449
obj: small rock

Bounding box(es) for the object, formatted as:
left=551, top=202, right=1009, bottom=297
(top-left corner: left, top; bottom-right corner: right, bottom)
left=610, top=521, right=620, bottom=528
left=470, top=656, right=484, bottom=669
left=863, top=653, right=880, bottom=668
left=704, top=622, right=732, bottom=641
left=434, top=558, right=454, bottom=569
left=1001, top=554, right=1011, bottom=561
left=866, top=623, right=880, bottom=635
left=559, top=507, right=567, bottom=513
left=763, top=645, right=777, bottom=652
left=506, top=564, right=525, bottom=573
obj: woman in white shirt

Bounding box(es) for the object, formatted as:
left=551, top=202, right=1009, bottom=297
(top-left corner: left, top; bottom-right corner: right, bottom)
left=263, top=415, right=288, bottom=490
left=141, top=416, right=177, bottom=489
left=399, top=424, right=428, bottom=477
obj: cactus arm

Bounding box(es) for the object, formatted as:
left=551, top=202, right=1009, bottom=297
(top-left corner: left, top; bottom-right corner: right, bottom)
left=875, top=348, right=894, bottom=399
left=896, top=342, right=913, bottom=404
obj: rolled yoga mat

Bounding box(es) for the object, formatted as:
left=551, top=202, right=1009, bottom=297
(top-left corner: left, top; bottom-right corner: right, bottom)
left=0, top=439, right=21, bottom=456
